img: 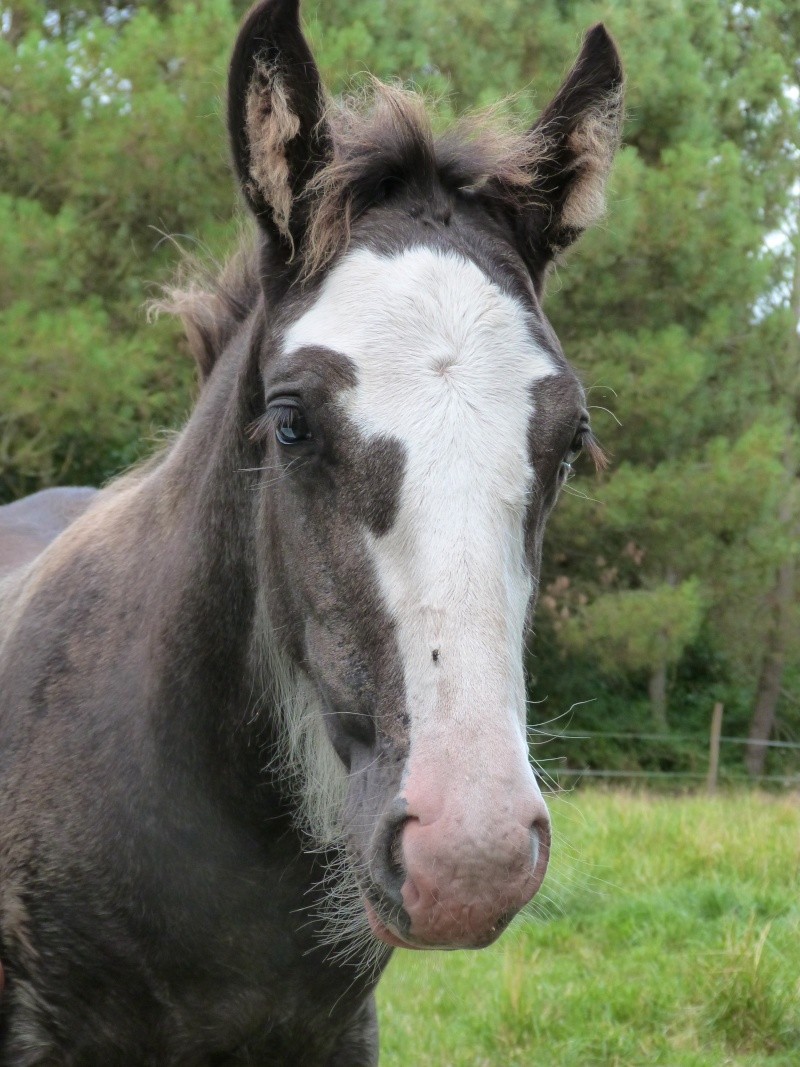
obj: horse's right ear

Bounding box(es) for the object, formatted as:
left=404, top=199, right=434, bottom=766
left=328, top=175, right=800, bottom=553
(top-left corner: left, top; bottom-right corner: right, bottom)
left=228, top=0, right=332, bottom=264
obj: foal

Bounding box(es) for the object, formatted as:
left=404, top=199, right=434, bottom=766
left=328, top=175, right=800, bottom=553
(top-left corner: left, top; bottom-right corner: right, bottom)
left=0, top=1, right=623, bottom=1063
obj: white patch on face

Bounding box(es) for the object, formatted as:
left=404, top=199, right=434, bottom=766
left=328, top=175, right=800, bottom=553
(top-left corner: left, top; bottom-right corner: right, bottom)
left=284, top=246, right=556, bottom=799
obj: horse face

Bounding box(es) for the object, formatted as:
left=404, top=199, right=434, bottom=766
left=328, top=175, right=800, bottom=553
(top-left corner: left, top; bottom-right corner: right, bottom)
left=260, top=245, right=592, bottom=948
left=232, top=0, right=623, bottom=949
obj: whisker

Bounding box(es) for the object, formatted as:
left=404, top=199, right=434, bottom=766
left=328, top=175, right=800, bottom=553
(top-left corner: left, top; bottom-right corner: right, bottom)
left=562, top=483, right=604, bottom=504
left=526, top=699, right=594, bottom=731
left=587, top=403, right=622, bottom=427
left=586, top=382, right=619, bottom=398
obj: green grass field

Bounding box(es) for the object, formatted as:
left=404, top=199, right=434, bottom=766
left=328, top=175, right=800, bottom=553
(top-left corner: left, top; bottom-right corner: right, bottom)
left=378, top=791, right=800, bottom=1067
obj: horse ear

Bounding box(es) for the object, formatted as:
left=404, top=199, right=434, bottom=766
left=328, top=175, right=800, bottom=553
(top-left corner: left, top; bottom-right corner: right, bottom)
left=510, top=25, right=624, bottom=280
left=228, top=0, right=332, bottom=262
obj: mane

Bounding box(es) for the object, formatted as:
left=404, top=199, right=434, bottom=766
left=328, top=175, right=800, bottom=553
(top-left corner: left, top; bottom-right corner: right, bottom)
left=150, top=231, right=262, bottom=381
left=155, top=82, right=554, bottom=374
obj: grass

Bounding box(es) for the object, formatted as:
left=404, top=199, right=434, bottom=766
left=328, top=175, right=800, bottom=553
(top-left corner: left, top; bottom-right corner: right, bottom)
left=377, top=790, right=800, bottom=1066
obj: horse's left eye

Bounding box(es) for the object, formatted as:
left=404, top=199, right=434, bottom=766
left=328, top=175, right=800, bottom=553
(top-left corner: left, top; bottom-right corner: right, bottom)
left=560, top=431, right=584, bottom=480
left=565, top=432, right=584, bottom=465
left=273, top=404, right=312, bottom=446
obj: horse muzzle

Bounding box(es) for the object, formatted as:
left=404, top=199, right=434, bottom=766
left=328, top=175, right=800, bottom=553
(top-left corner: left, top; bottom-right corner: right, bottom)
left=365, top=779, right=551, bottom=950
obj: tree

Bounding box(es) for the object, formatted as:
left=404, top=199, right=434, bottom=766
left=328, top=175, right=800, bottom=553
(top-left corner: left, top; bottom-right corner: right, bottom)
left=533, top=0, right=799, bottom=744
left=746, top=206, right=800, bottom=775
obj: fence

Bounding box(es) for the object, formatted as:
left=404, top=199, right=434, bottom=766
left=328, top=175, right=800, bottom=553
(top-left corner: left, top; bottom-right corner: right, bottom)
left=533, top=704, right=800, bottom=790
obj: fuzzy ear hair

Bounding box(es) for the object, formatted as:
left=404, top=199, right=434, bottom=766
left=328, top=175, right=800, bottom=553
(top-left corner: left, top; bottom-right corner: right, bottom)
left=502, top=25, right=624, bottom=282
left=228, top=0, right=332, bottom=263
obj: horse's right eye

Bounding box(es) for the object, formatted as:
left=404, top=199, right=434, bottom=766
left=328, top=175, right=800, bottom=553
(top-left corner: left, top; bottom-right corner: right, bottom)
left=273, top=404, right=312, bottom=446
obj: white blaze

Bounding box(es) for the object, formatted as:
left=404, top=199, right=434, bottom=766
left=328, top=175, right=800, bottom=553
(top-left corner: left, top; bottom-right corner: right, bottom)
left=285, top=246, right=555, bottom=786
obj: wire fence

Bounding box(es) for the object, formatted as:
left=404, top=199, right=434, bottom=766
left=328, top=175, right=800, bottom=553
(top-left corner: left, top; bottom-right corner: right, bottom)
left=547, top=767, right=799, bottom=784
left=532, top=729, right=800, bottom=750
left=533, top=725, right=800, bottom=790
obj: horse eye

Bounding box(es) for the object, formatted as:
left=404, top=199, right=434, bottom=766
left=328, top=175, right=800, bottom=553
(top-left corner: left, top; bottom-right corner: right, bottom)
left=560, top=431, right=584, bottom=480
left=273, top=404, right=312, bottom=446
left=565, top=432, right=584, bottom=465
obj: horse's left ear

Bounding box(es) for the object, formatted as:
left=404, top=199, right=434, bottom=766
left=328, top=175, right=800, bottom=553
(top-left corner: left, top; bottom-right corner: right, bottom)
left=228, top=0, right=332, bottom=264
left=504, top=25, right=624, bottom=282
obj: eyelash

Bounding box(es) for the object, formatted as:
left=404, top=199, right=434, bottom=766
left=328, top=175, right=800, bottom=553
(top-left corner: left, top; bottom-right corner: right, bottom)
left=248, top=408, right=286, bottom=442
left=581, top=428, right=608, bottom=472
left=248, top=403, right=313, bottom=446
left=561, top=428, right=608, bottom=477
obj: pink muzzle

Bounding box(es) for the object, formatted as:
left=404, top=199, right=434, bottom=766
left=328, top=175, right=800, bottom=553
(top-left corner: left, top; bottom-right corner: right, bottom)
left=368, top=754, right=551, bottom=949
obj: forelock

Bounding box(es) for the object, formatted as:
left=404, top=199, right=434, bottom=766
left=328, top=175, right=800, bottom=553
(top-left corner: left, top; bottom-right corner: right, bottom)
left=301, top=82, right=553, bottom=278
left=152, top=85, right=556, bottom=373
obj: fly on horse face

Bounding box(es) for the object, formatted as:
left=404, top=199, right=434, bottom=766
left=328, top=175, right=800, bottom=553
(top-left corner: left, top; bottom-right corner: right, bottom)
left=0, top=1, right=623, bottom=1062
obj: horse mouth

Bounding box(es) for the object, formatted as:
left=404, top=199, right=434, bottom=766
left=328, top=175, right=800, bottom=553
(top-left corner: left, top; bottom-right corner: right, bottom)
left=364, top=896, right=514, bottom=951
left=364, top=898, right=422, bottom=950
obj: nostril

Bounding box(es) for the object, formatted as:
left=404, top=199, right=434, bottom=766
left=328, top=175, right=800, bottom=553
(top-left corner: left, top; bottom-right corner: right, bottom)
left=388, top=820, right=405, bottom=880
left=530, top=827, right=539, bottom=869
left=369, top=804, right=409, bottom=908
left=530, top=815, right=552, bottom=877
left=533, top=814, right=551, bottom=847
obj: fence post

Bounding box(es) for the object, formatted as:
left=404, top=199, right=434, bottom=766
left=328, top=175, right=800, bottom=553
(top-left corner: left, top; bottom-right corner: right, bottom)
left=707, top=702, right=724, bottom=793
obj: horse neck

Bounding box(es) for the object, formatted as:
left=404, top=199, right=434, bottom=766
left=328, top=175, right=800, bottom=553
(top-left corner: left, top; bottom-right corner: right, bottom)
left=127, top=321, right=286, bottom=808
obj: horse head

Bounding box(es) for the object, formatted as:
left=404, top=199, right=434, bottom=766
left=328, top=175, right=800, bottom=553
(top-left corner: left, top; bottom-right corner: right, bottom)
left=229, top=0, right=623, bottom=952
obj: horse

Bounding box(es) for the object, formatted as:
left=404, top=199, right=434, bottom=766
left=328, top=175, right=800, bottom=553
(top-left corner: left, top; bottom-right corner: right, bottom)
left=0, top=0, right=623, bottom=1062
left=0, top=489, right=98, bottom=579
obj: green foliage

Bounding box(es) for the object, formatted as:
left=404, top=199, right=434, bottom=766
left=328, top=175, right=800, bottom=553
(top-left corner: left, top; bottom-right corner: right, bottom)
left=0, top=300, right=192, bottom=495
left=531, top=0, right=799, bottom=743
left=562, top=579, right=704, bottom=675
left=1, top=0, right=798, bottom=768
left=0, top=1, right=239, bottom=495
